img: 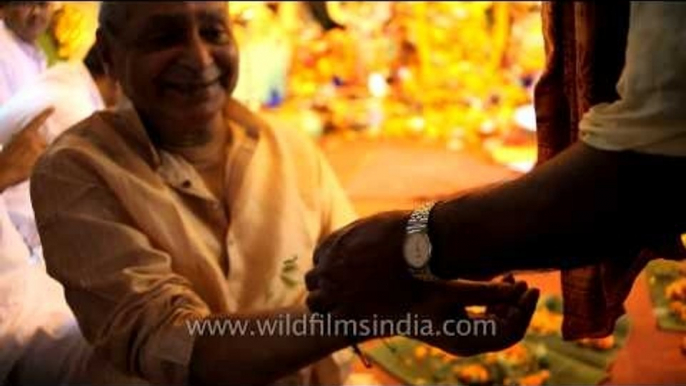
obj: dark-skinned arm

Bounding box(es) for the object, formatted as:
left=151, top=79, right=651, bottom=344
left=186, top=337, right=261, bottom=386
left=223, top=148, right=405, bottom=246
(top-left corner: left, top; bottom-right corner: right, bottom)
left=192, top=278, right=540, bottom=385
left=189, top=306, right=352, bottom=386
left=429, top=142, right=686, bottom=280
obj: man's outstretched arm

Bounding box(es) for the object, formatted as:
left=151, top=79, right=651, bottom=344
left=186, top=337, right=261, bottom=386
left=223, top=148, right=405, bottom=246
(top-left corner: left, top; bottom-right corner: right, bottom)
left=306, top=142, right=686, bottom=323
left=430, top=142, right=686, bottom=280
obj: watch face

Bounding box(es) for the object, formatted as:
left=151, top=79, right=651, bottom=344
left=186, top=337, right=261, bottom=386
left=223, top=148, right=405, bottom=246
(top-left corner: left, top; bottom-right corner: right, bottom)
left=404, top=233, right=432, bottom=269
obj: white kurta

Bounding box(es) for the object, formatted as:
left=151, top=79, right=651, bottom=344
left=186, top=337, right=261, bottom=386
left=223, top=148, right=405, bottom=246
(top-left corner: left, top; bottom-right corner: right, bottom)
left=0, top=62, right=141, bottom=384
left=0, top=21, right=47, bottom=105
left=0, top=61, right=105, bottom=256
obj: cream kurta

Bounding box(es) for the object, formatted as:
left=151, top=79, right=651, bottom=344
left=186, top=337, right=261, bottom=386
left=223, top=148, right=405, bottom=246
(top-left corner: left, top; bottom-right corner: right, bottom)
left=579, top=2, right=686, bottom=156
left=31, top=99, right=356, bottom=385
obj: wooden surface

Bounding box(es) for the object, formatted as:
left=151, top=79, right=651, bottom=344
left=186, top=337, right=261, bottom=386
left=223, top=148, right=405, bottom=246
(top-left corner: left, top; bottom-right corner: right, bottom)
left=319, top=134, right=686, bottom=385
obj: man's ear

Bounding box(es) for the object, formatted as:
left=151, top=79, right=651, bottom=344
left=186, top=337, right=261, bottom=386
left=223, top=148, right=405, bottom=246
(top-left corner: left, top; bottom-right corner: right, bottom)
left=96, top=28, right=116, bottom=80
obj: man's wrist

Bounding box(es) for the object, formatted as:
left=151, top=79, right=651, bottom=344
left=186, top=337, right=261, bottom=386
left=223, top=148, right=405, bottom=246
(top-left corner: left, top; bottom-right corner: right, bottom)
left=427, top=201, right=453, bottom=279
left=0, top=151, right=24, bottom=192
left=427, top=199, right=500, bottom=281
left=0, top=168, right=16, bottom=193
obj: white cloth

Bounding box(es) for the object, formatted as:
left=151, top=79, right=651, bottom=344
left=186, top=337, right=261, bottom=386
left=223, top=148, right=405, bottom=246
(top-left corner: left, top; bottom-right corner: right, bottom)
left=0, top=217, right=145, bottom=386
left=0, top=61, right=105, bottom=259
left=580, top=2, right=686, bottom=156
left=0, top=62, right=139, bottom=384
left=0, top=61, right=104, bottom=144
left=0, top=196, right=72, bottom=382
left=0, top=20, right=47, bottom=105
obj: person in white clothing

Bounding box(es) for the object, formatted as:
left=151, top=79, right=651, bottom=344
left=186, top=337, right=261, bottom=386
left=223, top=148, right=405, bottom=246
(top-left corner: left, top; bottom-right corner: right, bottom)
left=0, top=48, right=116, bottom=143
left=0, top=2, right=52, bottom=104
left=0, top=47, right=137, bottom=384
left=0, top=45, right=121, bottom=264
left=0, top=123, right=144, bottom=386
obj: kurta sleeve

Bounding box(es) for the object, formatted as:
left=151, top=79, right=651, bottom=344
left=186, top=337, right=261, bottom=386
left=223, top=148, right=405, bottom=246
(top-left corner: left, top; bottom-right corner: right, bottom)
left=31, top=150, right=210, bottom=385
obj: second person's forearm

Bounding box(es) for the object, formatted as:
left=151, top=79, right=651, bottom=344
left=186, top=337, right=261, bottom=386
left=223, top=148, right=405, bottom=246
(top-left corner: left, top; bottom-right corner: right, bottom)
left=189, top=306, right=355, bottom=385
left=428, top=142, right=686, bottom=279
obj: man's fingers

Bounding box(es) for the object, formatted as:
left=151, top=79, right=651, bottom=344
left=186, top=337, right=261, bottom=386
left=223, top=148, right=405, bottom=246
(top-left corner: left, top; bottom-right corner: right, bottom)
left=313, top=239, right=331, bottom=266
left=25, top=107, right=55, bottom=132
left=313, top=227, right=346, bottom=266
left=305, top=269, right=319, bottom=291
left=306, top=290, right=335, bottom=314
left=484, top=274, right=518, bottom=314
left=498, top=287, right=540, bottom=346
left=418, top=288, right=540, bottom=357
left=426, top=279, right=528, bottom=306
left=518, top=287, right=540, bottom=323
left=501, top=273, right=515, bottom=284
left=503, top=287, right=539, bottom=322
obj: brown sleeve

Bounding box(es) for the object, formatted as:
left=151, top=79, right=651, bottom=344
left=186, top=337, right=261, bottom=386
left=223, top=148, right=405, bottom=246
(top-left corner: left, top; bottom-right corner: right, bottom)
left=533, top=2, right=645, bottom=339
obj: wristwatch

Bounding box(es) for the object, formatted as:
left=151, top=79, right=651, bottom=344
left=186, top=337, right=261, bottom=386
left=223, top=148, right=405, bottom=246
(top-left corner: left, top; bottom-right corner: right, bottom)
left=403, top=201, right=441, bottom=282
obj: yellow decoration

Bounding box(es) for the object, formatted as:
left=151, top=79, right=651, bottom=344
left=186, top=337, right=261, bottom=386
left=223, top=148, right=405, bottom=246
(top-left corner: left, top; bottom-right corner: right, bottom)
left=518, top=370, right=551, bottom=386
left=267, top=2, right=545, bottom=152
left=576, top=335, right=616, bottom=351
left=51, top=2, right=99, bottom=62
left=666, top=278, right=686, bottom=302
left=413, top=346, right=428, bottom=360
left=455, top=364, right=491, bottom=385
left=528, top=307, right=564, bottom=335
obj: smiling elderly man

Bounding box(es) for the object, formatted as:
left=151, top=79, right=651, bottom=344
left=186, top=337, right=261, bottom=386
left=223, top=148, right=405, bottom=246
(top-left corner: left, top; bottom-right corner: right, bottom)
left=30, top=3, right=537, bottom=385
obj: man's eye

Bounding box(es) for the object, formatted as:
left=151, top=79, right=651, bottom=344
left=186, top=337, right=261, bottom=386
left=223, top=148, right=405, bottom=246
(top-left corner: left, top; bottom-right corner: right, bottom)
left=201, top=27, right=232, bottom=45
left=147, top=34, right=180, bottom=47
left=142, top=33, right=183, bottom=49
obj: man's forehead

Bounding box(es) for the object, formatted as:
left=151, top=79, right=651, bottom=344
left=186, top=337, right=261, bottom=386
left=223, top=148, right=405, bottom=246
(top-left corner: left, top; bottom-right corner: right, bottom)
left=123, top=2, right=228, bottom=26
left=5, top=1, right=48, bottom=8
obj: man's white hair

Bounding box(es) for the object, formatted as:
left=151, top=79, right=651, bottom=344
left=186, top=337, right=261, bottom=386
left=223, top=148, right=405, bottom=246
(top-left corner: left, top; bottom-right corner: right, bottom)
left=99, top=2, right=231, bottom=37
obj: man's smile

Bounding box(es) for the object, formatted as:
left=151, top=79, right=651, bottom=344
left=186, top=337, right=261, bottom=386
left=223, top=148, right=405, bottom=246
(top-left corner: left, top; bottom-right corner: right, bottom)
left=161, top=76, right=222, bottom=95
